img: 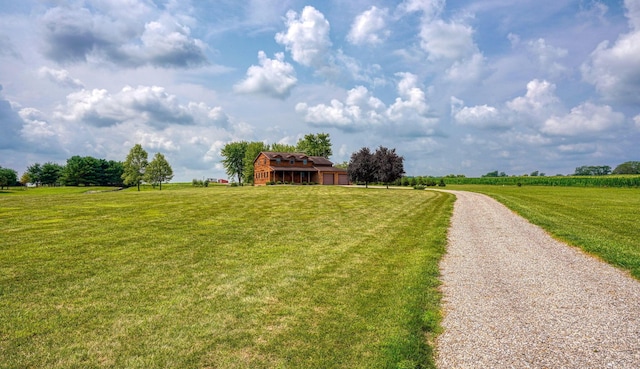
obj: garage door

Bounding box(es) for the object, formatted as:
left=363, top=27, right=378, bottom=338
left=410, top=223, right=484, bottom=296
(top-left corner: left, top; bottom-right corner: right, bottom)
left=323, top=173, right=334, bottom=185
left=338, top=174, right=349, bottom=185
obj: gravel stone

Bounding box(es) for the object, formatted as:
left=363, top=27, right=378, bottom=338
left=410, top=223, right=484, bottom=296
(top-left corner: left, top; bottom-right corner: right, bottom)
left=436, top=191, right=640, bottom=369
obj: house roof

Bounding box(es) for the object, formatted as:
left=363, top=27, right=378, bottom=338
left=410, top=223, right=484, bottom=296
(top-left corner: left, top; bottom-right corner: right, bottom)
left=314, top=166, right=347, bottom=173
left=254, top=152, right=334, bottom=166
left=308, top=156, right=333, bottom=166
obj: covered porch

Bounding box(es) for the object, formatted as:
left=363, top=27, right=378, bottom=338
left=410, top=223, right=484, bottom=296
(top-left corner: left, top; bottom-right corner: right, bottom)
left=268, top=167, right=318, bottom=184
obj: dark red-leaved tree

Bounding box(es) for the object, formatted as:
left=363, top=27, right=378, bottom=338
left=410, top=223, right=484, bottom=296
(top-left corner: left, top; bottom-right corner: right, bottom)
left=373, top=146, right=404, bottom=189
left=348, top=147, right=376, bottom=188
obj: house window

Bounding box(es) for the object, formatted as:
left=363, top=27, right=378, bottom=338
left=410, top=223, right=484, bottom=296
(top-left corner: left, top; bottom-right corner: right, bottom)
left=303, top=159, right=308, bottom=165
left=290, top=159, right=295, bottom=165
left=276, top=158, right=281, bottom=164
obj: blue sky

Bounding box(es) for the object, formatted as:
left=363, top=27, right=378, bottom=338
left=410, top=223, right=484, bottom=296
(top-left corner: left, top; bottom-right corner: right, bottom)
left=1, top=0, right=639, bottom=181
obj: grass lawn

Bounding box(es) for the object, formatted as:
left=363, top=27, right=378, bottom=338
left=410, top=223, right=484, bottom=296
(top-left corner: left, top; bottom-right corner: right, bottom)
left=449, top=185, right=640, bottom=280
left=0, top=185, right=453, bottom=368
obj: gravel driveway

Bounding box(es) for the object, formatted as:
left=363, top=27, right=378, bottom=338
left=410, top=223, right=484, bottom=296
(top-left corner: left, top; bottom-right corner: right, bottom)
left=436, top=190, right=640, bottom=368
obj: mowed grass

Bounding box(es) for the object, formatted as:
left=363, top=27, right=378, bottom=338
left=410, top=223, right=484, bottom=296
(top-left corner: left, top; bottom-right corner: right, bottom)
left=0, top=185, right=454, bottom=368
left=451, top=185, right=640, bottom=280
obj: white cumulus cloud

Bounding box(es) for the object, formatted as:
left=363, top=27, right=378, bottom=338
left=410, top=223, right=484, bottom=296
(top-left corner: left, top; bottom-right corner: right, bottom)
left=400, top=1, right=485, bottom=82
left=40, top=4, right=207, bottom=68
left=296, top=73, right=436, bottom=135
left=582, top=0, right=640, bottom=102
left=507, top=79, right=560, bottom=116
left=400, top=0, right=444, bottom=18
left=275, top=6, right=332, bottom=68
left=451, top=97, right=501, bottom=128
left=295, top=86, right=385, bottom=130
left=130, top=18, right=208, bottom=68
left=234, top=51, right=297, bottom=99
left=386, top=72, right=431, bottom=124
left=542, top=102, right=625, bottom=136
left=38, top=67, right=85, bottom=88
left=420, top=18, right=476, bottom=61
left=527, top=38, right=568, bottom=75
left=54, top=85, right=230, bottom=129
left=347, top=6, right=390, bottom=46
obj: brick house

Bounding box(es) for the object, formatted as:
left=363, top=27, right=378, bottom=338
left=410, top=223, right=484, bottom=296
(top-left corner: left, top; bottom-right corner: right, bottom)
left=253, top=152, right=349, bottom=185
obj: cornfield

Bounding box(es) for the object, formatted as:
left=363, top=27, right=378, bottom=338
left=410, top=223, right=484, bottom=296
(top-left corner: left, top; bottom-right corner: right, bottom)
left=436, top=175, right=640, bottom=187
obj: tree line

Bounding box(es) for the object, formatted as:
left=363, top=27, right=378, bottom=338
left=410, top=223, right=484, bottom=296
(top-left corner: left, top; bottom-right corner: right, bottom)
left=572, top=162, right=640, bottom=176
left=23, top=158, right=124, bottom=187
left=478, top=161, right=640, bottom=178
left=221, top=133, right=332, bottom=185
left=3, top=144, right=173, bottom=190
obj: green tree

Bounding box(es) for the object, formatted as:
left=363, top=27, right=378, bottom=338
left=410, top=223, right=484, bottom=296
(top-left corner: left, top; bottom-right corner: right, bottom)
left=296, top=133, right=332, bottom=158
left=20, top=172, right=31, bottom=186
left=221, top=141, right=248, bottom=185
left=348, top=147, right=376, bottom=188
left=334, top=161, right=349, bottom=169
left=122, top=144, right=149, bottom=191
left=40, top=162, right=63, bottom=186
left=243, top=141, right=269, bottom=185
left=612, top=161, right=640, bottom=174
left=62, top=156, right=100, bottom=186
left=26, top=163, right=42, bottom=186
left=373, top=146, right=404, bottom=189
left=145, top=153, right=174, bottom=190
left=104, top=160, right=124, bottom=186
left=0, top=166, right=18, bottom=189
left=574, top=165, right=611, bottom=176
left=269, top=143, right=297, bottom=152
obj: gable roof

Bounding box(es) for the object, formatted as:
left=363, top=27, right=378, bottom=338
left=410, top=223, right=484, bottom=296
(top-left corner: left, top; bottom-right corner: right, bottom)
left=307, top=156, right=333, bottom=166
left=254, top=152, right=334, bottom=166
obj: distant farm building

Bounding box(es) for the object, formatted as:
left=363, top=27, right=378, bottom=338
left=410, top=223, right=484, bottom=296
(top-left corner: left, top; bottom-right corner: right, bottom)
left=253, top=152, right=349, bottom=185
left=217, top=179, right=229, bottom=184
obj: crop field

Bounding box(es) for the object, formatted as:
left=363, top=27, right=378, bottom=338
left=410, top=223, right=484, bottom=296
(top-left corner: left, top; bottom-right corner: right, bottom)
left=0, top=185, right=453, bottom=369
left=451, top=185, right=640, bottom=280
left=439, top=175, right=640, bottom=187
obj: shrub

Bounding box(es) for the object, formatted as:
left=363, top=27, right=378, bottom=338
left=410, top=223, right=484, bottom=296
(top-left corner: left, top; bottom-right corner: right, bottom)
left=438, top=179, right=446, bottom=187
left=413, top=185, right=426, bottom=190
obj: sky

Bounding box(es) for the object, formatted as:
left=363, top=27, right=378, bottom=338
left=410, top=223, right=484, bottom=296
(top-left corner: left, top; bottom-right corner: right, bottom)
left=1, top=0, right=639, bottom=181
